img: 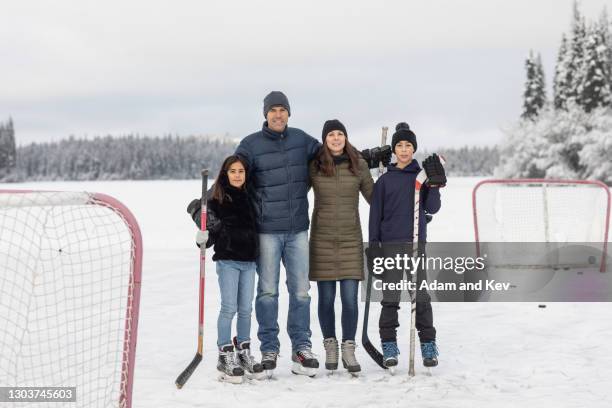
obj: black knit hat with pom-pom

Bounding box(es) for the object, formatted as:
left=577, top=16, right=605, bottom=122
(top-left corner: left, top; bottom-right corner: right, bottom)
left=391, top=122, right=417, bottom=152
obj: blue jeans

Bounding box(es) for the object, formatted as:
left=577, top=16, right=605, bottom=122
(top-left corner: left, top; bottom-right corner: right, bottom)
left=317, top=279, right=359, bottom=341
left=216, top=260, right=256, bottom=348
left=255, top=231, right=312, bottom=353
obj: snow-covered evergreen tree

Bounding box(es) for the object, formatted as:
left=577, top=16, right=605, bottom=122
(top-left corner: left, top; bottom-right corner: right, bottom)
left=553, top=35, right=571, bottom=110
left=501, top=2, right=612, bottom=185
left=496, top=117, right=547, bottom=178
left=599, top=8, right=612, bottom=84
left=578, top=107, right=612, bottom=185
left=567, top=1, right=587, bottom=107
left=579, top=23, right=612, bottom=112
left=522, top=51, right=547, bottom=119
left=0, top=118, right=17, bottom=179
left=497, top=106, right=595, bottom=179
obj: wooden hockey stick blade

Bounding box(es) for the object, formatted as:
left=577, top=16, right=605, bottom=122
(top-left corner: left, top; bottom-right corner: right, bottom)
left=175, top=352, right=203, bottom=388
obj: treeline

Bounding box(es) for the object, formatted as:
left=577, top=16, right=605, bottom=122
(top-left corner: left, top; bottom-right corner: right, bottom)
left=416, top=145, right=499, bottom=176
left=2, top=127, right=500, bottom=181
left=9, top=134, right=237, bottom=181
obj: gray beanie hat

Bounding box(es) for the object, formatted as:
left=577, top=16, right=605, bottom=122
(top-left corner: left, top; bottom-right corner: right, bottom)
left=263, top=91, right=291, bottom=117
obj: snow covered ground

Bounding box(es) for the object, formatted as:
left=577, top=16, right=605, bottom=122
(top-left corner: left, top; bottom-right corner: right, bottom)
left=4, top=177, right=612, bottom=408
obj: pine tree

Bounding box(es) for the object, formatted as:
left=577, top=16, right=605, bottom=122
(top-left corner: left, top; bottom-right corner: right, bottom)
left=566, top=1, right=587, bottom=107
left=599, top=9, right=612, bottom=106
left=553, top=34, right=571, bottom=110
left=522, top=51, right=546, bottom=119
left=0, top=118, right=17, bottom=179
left=535, top=53, right=547, bottom=108
left=579, top=23, right=612, bottom=112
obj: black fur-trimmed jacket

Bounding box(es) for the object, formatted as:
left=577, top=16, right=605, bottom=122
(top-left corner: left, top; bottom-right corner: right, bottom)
left=191, top=185, right=258, bottom=262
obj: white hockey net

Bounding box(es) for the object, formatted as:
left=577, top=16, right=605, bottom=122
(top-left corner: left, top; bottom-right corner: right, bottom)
left=473, top=179, right=610, bottom=271
left=0, top=190, right=142, bottom=407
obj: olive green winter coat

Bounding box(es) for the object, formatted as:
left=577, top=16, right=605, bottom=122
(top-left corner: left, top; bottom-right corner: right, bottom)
left=309, top=157, right=374, bottom=281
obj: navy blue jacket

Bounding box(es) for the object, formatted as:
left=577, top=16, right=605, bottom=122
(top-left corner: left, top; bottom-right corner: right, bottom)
left=236, top=122, right=321, bottom=233
left=369, top=160, right=441, bottom=243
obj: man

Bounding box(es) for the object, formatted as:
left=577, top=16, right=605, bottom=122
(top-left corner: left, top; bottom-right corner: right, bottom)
left=236, top=91, right=390, bottom=377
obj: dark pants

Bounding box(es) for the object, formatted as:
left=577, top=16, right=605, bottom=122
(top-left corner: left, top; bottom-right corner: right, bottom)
left=317, top=279, right=359, bottom=341
left=379, top=245, right=436, bottom=343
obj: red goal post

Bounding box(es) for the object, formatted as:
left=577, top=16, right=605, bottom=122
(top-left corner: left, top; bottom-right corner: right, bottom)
left=0, top=190, right=142, bottom=408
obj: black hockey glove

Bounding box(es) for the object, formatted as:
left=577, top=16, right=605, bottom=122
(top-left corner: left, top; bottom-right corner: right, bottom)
left=187, top=196, right=221, bottom=235
left=361, top=145, right=392, bottom=169
left=422, top=154, right=447, bottom=187
left=187, top=198, right=201, bottom=227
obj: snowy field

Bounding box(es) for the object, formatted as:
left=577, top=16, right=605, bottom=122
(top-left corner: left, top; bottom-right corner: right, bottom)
left=4, top=177, right=612, bottom=408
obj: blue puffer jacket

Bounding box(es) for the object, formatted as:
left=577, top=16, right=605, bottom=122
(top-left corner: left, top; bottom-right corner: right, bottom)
left=236, top=122, right=321, bottom=233
left=369, top=160, right=441, bottom=243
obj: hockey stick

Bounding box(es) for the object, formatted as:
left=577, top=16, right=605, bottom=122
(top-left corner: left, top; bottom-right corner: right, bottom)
left=362, top=126, right=388, bottom=370
left=362, top=262, right=386, bottom=369
left=408, top=169, right=427, bottom=377
left=176, top=169, right=209, bottom=388
left=408, top=156, right=445, bottom=377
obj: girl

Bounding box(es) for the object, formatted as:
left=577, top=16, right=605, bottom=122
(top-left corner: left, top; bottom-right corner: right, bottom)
left=368, top=122, right=445, bottom=370
left=309, top=119, right=374, bottom=375
left=187, top=155, right=263, bottom=383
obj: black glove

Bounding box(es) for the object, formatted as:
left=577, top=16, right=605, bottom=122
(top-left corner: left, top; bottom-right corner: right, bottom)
left=422, top=154, right=447, bottom=187
left=187, top=198, right=201, bottom=227
left=361, top=145, right=392, bottom=169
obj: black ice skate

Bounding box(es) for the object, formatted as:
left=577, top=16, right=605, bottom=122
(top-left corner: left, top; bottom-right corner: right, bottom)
left=217, top=344, right=244, bottom=384
left=233, top=337, right=264, bottom=380
left=291, top=348, right=319, bottom=377
left=260, top=351, right=279, bottom=379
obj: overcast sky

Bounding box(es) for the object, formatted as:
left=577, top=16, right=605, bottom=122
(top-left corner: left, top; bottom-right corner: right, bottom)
left=1, top=0, right=609, bottom=150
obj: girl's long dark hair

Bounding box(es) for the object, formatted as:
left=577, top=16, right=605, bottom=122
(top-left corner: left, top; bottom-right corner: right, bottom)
left=315, top=138, right=361, bottom=177
left=211, top=155, right=249, bottom=204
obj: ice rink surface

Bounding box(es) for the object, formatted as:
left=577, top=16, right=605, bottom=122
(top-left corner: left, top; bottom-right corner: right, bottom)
left=6, top=177, right=611, bottom=408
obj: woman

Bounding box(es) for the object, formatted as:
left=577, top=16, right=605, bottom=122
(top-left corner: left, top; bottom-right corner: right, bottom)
left=309, top=119, right=374, bottom=376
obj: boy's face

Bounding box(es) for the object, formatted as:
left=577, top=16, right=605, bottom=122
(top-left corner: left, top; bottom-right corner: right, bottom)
left=266, top=106, right=289, bottom=132
left=394, top=141, right=414, bottom=165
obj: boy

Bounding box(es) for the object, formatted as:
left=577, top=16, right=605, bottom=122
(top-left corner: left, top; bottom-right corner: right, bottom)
left=368, top=122, right=446, bottom=369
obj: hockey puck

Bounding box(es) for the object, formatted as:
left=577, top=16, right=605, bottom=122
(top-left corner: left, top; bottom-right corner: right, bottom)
left=538, top=304, right=546, bottom=308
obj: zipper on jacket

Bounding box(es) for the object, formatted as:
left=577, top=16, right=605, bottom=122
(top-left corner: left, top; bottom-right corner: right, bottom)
left=280, top=133, right=293, bottom=232
left=335, top=167, right=340, bottom=273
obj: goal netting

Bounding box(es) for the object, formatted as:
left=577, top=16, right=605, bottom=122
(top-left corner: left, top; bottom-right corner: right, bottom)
left=0, top=190, right=142, bottom=407
left=472, top=179, right=610, bottom=272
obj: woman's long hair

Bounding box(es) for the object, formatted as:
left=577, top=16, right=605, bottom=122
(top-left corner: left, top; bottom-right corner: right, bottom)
left=211, top=155, right=249, bottom=204
left=315, top=137, right=361, bottom=177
